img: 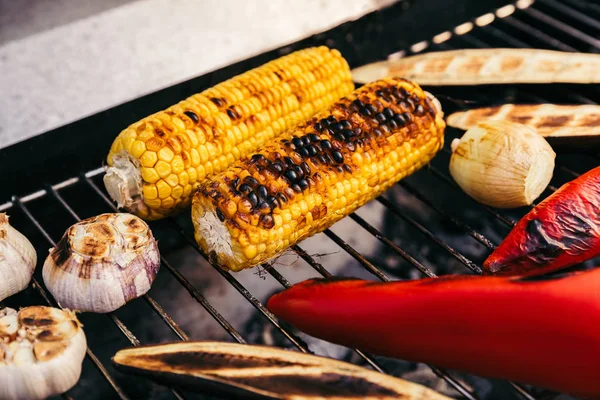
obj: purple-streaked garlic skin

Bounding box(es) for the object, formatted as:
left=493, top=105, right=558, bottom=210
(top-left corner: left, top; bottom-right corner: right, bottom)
left=0, top=213, right=37, bottom=302
left=0, top=306, right=87, bottom=400
left=42, top=213, right=160, bottom=313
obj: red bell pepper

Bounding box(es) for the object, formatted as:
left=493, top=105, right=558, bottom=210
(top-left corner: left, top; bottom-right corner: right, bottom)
left=484, top=166, right=600, bottom=276
left=267, top=270, right=600, bottom=398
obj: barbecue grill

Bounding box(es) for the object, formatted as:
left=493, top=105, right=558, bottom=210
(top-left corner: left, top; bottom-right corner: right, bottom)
left=1, top=0, right=598, bottom=398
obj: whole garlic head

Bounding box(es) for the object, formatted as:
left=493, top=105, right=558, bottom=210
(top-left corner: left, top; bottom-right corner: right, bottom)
left=42, top=213, right=160, bottom=313
left=449, top=121, right=555, bottom=208
left=0, top=306, right=87, bottom=400
left=0, top=213, right=37, bottom=302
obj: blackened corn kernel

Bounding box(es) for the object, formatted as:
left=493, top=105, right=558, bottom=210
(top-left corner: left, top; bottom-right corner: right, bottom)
left=297, top=147, right=309, bottom=157
left=393, top=113, right=407, bottom=126
left=247, top=192, right=259, bottom=207
left=332, top=151, right=344, bottom=163
left=277, top=193, right=288, bottom=204
left=184, top=111, right=199, bottom=123
left=251, top=154, right=266, bottom=163
left=270, top=163, right=284, bottom=174
left=340, top=120, right=352, bottom=129
left=292, top=137, right=304, bottom=148
left=320, top=140, right=332, bottom=150
left=298, top=179, right=309, bottom=191
left=267, top=195, right=279, bottom=209
left=383, top=107, right=394, bottom=119
left=343, top=129, right=355, bottom=138
left=216, top=208, right=225, bottom=221
left=239, top=183, right=253, bottom=194
left=243, top=176, right=259, bottom=188
left=307, top=133, right=320, bottom=143
left=193, top=77, right=445, bottom=271
left=314, top=122, right=324, bottom=132
left=257, top=185, right=268, bottom=199
left=283, top=169, right=298, bottom=182
left=331, top=122, right=344, bottom=133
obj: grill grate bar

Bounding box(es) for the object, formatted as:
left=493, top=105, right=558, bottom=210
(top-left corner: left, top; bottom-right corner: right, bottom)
left=290, top=244, right=478, bottom=399
left=82, top=176, right=247, bottom=344
left=167, top=218, right=312, bottom=352
left=25, top=187, right=188, bottom=400
left=348, top=213, right=436, bottom=277
left=522, top=7, right=600, bottom=48
left=427, top=166, right=517, bottom=227
left=500, top=16, right=576, bottom=51
left=538, top=0, right=600, bottom=30
left=323, top=229, right=391, bottom=281
left=263, top=257, right=389, bottom=376
left=11, top=196, right=130, bottom=400
left=376, top=196, right=482, bottom=274
left=399, top=181, right=496, bottom=250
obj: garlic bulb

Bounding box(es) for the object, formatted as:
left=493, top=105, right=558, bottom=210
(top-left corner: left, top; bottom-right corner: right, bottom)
left=0, top=306, right=87, bottom=400
left=42, top=213, right=160, bottom=313
left=0, top=213, right=37, bottom=301
left=449, top=121, right=555, bottom=208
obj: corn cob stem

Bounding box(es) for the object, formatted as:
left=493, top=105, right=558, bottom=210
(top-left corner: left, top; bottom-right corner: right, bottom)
left=104, top=47, right=354, bottom=220
left=192, top=78, right=446, bottom=271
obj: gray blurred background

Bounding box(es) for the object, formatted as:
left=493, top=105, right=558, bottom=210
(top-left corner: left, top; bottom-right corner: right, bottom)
left=0, top=0, right=395, bottom=149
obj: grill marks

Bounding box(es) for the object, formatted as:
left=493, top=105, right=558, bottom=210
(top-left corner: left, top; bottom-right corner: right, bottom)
left=112, top=342, right=442, bottom=399
left=447, top=104, right=600, bottom=138
left=202, top=78, right=437, bottom=230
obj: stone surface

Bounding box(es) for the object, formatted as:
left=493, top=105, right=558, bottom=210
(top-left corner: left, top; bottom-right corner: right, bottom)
left=0, top=0, right=394, bottom=149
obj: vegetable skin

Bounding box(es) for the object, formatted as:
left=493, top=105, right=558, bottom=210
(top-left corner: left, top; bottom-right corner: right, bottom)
left=267, top=272, right=600, bottom=398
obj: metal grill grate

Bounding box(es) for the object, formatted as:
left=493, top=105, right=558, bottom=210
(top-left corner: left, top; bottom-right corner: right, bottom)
left=1, top=0, right=598, bottom=398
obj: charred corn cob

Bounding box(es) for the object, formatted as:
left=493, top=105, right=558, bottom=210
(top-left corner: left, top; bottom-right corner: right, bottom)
left=192, top=78, right=445, bottom=271
left=104, top=47, right=354, bottom=220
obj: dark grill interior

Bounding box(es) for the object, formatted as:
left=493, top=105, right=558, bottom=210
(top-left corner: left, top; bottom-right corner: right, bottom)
left=1, top=0, right=598, bottom=399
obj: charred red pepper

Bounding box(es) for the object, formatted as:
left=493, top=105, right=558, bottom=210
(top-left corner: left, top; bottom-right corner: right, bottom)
left=267, top=271, right=600, bottom=398
left=484, top=166, right=600, bottom=276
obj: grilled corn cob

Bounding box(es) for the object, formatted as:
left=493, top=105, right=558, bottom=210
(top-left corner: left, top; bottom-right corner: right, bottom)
left=192, top=78, right=445, bottom=271
left=104, top=47, right=354, bottom=220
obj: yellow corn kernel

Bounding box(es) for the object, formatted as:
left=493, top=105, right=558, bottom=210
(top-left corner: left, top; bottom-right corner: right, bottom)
left=107, top=46, right=353, bottom=221
left=142, top=185, right=158, bottom=200
left=165, top=174, right=179, bottom=187
left=171, top=185, right=183, bottom=199
left=140, top=151, right=158, bottom=168
left=155, top=161, right=172, bottom=178
left=141, top=167, right=160, bottom=183
left=156, top=180, right=171, bottom=199
left=172, top=155, right=184, bottom=174
left=192, top=77, right=445, bottom=271
left=158, top=147, right=174, bottom=162
left=130, top=141, right=146, bottom=159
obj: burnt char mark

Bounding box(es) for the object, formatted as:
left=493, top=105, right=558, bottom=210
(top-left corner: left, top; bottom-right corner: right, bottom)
left=210, top=97, right=227, bottom=107
left=226, top=107, right=239, bottom=120
left=183, top=111, right=199, bottom=123
left=216, top=80, right=434, bottom=231
left=50, top=234, right=72, bottom=267
left=509, top=215, right=595, bottom=268
left=579, top=114, right=600, bottom=127
left=538, top=116, right=571, bottom=127
left=513, top=270, right=577, bottom=283
left=141, top=350, right=308, bottom=370
left=227, top=372, right=398, bottom=397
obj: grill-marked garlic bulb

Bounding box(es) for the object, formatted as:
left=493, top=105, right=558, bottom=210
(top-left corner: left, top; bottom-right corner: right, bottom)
left=42, top=213, right=160, bottom=313
left=0, top=213, right=37, bottom=302
left=450, top=121, right=555, bottom=208
left=0, top=306, right=87, bottom=400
